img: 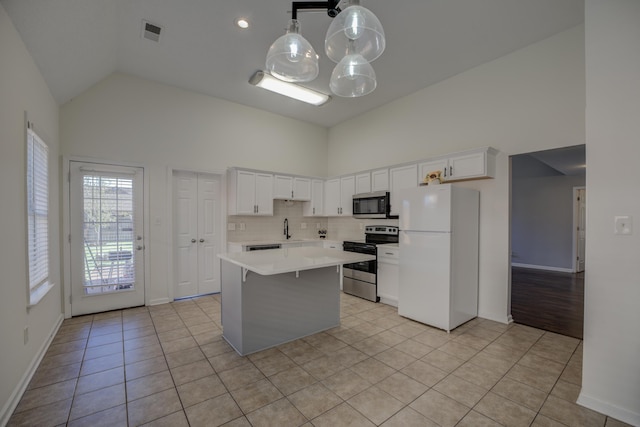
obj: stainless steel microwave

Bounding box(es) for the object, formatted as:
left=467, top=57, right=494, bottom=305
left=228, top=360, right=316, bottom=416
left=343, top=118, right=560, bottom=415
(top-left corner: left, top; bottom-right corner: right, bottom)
left=352, top=191, right=396, bottom=218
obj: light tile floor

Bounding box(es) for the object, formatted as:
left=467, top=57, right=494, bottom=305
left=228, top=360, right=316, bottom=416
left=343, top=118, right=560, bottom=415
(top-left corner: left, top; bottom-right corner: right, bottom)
left=8, top=293, right=632, bottom=427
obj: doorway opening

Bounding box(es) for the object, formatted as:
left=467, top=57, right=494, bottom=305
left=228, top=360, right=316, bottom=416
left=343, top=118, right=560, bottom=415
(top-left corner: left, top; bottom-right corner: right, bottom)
left=510, top=145, right=585, bottom=339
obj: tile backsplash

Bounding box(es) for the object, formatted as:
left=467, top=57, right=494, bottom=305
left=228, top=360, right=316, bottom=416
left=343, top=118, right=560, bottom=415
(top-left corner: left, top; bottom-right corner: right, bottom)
left=227, top=200, right=398, bottom=243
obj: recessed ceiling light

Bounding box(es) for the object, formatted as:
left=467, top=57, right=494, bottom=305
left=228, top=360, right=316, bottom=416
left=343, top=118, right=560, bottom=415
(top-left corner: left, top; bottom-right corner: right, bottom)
left=236, top=18, right=249, bottom=29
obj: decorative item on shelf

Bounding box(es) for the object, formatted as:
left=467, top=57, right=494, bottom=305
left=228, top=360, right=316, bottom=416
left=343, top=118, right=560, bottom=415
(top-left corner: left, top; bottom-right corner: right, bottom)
left=256, top=0, right=385, bottom=101
left=318, top=229, right=327, bottom=239
left=421, top=170, right=443, bottom=186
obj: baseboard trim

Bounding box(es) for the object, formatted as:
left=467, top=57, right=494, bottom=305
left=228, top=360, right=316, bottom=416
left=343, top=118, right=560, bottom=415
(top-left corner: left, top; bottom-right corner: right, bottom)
left=506, top=314, right=514, bottom=324
left=512, top=263, right=574, bottom=273
left=378, top=295, right=398, bottom=308
left=577, top=391, right=640, bottom=427
left=478, top=312, right=511, bottom=325
left=149, top=297, right=172, bottom=306
left=0, top=313, right=64, bottom=426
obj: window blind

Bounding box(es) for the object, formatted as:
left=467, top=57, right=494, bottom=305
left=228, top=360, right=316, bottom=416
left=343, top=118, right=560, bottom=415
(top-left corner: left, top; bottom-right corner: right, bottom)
left=27, top=128, right=49, bottom=296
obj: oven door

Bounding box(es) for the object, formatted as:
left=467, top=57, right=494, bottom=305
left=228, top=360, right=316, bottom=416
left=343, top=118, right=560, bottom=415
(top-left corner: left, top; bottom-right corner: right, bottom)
left=343, top=259, right=376, bottom=282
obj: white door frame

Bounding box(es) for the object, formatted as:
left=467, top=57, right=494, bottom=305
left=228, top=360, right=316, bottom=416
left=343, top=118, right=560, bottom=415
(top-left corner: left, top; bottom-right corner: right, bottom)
left=62, top=156, right=150, bottom=318
left=166, top=166, right=227, bottom=302
left=572, top=186, right=586, bottom=273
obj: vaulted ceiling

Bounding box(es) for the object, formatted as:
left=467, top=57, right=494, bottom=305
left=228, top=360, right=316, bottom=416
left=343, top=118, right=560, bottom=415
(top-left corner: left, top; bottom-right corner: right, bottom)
left=2, top=0, right=584, bottom=127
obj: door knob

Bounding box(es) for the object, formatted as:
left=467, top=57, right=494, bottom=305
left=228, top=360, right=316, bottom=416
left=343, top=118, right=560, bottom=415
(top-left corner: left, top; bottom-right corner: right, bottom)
left=136, top=245, right=143, bottom=250
left=199, top=239, right=205, bottom=243
left=191, top=238, right=196, bottom=243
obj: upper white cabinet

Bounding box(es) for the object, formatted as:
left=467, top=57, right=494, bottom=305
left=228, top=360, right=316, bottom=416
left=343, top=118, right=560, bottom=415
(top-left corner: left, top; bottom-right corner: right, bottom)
left=303, top=179, right=324, bottom=217
left=228, top=169, right=274, bottom=215
left=355, top=173, right=371, bottom=194
left=418, top=147, right=497, bottom=183
left=371, top=168, right=389, bottom=191
left=325, top=175, right=355, bottom=216
left=389, top=164, right=417, bottom=216
left=274, top=175, right=311, bottom=201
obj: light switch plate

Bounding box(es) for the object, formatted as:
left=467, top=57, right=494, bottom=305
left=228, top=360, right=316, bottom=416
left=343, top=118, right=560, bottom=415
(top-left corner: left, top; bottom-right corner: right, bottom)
left=614, top=216, right=632, bottom=235
left=227, top=223, right=236, bottom=231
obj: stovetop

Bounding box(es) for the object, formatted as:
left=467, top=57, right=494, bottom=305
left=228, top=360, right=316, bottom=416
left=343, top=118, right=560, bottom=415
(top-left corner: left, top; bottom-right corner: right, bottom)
left=344, top=225, right=399, bottom=247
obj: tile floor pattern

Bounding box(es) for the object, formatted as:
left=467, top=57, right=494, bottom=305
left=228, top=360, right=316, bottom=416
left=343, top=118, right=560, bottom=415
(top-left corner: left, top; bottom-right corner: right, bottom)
left=8, top=293, right=632, bottom=427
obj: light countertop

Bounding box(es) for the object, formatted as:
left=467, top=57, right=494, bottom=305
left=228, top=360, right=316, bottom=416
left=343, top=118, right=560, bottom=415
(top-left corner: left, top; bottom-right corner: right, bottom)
left=218, top=246, right=374, bottom=276
left=227, top=239, right=341, bottom=246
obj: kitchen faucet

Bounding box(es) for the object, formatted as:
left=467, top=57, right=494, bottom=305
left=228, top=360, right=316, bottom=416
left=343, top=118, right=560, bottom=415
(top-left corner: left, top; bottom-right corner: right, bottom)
left=284, top=218, right=291, bottom=240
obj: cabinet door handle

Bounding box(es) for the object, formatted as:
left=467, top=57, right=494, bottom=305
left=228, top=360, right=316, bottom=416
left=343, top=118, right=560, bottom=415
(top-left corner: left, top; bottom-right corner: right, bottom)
left=291, top=190, right=294, bottom=198
left=443, top=168, right=447, bottom=177
left=449, top=166, right=453, bottom=176
left=199, top=239, right=205, bottom=243
left=191, top=239, right=197, bottom=243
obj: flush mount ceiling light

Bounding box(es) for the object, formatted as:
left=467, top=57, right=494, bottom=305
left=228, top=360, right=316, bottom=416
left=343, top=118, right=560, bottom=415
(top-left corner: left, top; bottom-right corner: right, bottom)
left=249, top=71, right=330, bottom=106
left=260, top=0, right=385, bottom=99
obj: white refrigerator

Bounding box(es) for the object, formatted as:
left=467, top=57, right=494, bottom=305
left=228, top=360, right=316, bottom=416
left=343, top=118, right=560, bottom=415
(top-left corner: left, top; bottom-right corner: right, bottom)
left=397, top=184, right=479, bottom=332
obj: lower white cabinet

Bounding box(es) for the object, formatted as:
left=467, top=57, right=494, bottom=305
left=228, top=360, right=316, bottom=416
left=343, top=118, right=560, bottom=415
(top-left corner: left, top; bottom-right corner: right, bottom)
left=377, top=244, right=399, bottom=307
left=323, top=240, right=342, bottom=250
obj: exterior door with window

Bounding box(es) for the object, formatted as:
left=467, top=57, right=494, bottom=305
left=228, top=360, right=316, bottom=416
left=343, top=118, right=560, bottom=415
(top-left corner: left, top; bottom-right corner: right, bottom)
left=69, top=161, right=145, bottom=316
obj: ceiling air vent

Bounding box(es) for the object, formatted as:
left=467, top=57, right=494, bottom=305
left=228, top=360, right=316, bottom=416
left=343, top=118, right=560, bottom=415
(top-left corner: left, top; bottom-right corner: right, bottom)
left=142, top=20, right=162, bottom=42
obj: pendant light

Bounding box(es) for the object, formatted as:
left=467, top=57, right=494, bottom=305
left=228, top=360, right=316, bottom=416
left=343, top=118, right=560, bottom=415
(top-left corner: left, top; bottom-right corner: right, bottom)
left=259, top=0, right=385, bottom=101
left=325, top=0, right=385, bottom=63
left=266, top=19, right=319, bottom=83
left=330, top=40, right=376, bottom=97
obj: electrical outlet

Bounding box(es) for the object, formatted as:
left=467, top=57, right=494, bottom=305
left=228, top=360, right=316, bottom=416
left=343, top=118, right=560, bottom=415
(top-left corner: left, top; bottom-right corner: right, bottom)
left=239, top=223, right=246, bottom=231
left=301, top=223, right=307, bottom=229
left=24, top=327, right=28, bottom=345
left=359, top=223, right=364, bottom=230
left=227, top=223, right=236, bottom=231
left=316, top=223, right=321, bottom=229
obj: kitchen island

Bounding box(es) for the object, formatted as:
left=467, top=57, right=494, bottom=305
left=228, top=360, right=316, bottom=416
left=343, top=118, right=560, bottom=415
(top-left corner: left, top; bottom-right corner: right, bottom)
left=218, top=246, right=375, bottom=356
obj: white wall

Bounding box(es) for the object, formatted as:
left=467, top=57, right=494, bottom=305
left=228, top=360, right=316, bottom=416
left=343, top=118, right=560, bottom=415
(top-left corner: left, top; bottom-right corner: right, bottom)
left=580, top=1, right=640, bottom=425
left=328, top=25, right=586, bottom=323
left=0, top=3, right=62, bottom=423
left=61, top=72, right=328, bottom=305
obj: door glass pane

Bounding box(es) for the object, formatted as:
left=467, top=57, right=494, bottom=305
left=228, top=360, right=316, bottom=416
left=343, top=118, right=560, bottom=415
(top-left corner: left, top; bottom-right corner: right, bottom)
left=82, top=174, right=136, bottom=294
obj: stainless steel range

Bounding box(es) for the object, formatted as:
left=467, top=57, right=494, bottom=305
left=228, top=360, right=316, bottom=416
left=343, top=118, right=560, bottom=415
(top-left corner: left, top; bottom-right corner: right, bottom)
left=342, top=225, right=399, bottom=302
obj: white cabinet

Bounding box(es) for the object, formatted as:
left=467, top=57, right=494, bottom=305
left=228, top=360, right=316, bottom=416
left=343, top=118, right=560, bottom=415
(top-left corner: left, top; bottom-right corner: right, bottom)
left=418, top=158, right=449, bottom=184
left=323, top=241, right=342, bottom=250
left=303, top=179, right=324, bottom=216
left=228, top=169, right=273, bottom=215
left=274, top=175, right=311, bottom=201
left=325, top=175, right=355, bottom=216
left=371, top=168, right=389, bottom=191
left=389, top=164, right=417, bottom=216
left=355, top=173, right=371, bottom=194
left=355, top=169, right=388, bottom=193
left=377, top=244, right=399, bottom=307
left=418, top=148, right=497, bottom=183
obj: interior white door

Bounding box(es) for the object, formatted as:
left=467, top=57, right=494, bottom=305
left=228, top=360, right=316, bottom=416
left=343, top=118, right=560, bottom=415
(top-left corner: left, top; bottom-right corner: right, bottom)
left=174, top=172, right=199, bottom=298
left=173, top=171, right=221, bottom=298
left=576, top=188, right=586, bottom=272
left=197, top=174, right=221, bottom=294
left=69, top=161, right=145, bottom=316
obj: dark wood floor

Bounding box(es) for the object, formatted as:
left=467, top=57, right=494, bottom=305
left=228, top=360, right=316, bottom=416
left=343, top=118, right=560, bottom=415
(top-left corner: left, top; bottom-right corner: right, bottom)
left=511, top=267, right=584, bottom=339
